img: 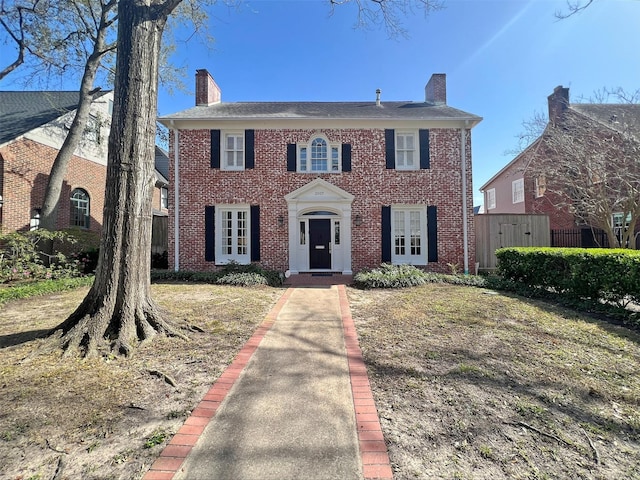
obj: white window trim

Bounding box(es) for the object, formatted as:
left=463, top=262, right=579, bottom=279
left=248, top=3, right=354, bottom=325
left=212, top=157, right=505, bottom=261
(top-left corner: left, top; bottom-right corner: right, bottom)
left=391, top=205, right=427, bottom=266
left=512, top=178, right=524, bottom=204
left=221, top=131, right=245, bottom=171
left=395, top=130, right=419, bottom=171
left=486, top=188, right=496, bottom=210
left=297, top=134, right=341, bottom=173
left=215, top=204, right=251, bottom=265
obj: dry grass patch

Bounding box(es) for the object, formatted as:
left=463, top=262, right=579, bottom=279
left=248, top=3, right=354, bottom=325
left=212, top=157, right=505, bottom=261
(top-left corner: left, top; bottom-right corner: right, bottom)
left=348, top=283, right=640, bottom=480
left=0, top=283, right=283, bottom=480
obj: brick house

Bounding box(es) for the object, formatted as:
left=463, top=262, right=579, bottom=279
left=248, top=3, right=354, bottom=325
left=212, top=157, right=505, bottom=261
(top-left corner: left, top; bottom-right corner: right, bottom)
left=160, top=69, right=482, bottom=276
left=0, top=90, right=113, bottom=233
left=480, top=85, right=640, bottom=247
left=0, top=91, right=169, bottom=254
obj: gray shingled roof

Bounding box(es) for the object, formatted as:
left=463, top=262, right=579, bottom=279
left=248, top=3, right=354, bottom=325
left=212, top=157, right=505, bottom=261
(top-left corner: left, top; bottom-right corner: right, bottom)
left=161, top=101, right=481, bottom=122
left=571, top=104, right=640, bottom=138
left=0, top=91, right=85, bottom=145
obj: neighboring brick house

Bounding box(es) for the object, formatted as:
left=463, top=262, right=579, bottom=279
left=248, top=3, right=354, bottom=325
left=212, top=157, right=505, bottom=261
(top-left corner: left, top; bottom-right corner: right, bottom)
left=0, top=91, right=170, bottom=255
left=160, top=69, right=482, bottom=276
left=0, top=90, right=114, bottom=233
left=480, top=85, right=640, bottom=247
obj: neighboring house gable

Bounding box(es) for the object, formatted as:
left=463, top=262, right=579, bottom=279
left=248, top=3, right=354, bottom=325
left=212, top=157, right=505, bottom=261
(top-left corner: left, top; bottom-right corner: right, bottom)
left=480, top=85, right=640, bottom=240
left=0, top=90, right=113, bottom=233
left=160, top=70, right=482, bottom=275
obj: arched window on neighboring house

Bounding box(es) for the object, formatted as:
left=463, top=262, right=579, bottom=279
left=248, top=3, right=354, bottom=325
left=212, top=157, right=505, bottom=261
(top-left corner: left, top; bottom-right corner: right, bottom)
left=70, top=188, right=90, bottom=228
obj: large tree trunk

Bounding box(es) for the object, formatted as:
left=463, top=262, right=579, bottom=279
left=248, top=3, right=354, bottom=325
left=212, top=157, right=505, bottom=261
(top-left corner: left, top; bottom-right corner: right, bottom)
left=53, top=0, right=184, bottom=357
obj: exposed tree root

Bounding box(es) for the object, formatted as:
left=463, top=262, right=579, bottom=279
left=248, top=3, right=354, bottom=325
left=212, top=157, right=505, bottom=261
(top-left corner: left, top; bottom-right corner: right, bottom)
left=51, top=295, right=187, bottom=358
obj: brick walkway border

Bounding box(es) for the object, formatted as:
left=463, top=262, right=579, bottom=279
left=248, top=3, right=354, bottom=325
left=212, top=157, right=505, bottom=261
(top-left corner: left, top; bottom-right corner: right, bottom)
left=143, top=285, right=393, bottom=480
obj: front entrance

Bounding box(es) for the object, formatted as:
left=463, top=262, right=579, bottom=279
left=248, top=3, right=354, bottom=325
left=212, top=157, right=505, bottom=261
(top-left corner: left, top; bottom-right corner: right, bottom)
left=309, top=219, right=331, bottom=269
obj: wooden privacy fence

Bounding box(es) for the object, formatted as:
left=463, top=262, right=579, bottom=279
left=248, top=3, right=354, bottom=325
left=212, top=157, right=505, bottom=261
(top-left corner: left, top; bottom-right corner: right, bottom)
left=475, top=214, right=550, bottom=273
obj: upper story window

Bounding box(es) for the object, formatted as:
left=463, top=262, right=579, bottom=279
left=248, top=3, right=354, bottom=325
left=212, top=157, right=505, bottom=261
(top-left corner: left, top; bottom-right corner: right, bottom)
left=222, top=132, right=245, bottom=170
left=84, top=114, right=100, bottom=144
left=486, top=188, right=496, bottom=210
left=298, top=136, right=340, bottom=173
left=385, top=129, right=430, bottom=170
left=512, top=178, right=524, bottom=204
left=70, top=188, right=90, bottom=228
left=210, top=129, right=254, bottom=171
left=395, top=132, right=417, bottom=170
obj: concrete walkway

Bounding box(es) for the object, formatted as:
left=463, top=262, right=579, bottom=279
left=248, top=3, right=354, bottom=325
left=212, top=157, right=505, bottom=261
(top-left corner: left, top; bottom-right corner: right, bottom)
left=143, top=285, right=392, bottom=480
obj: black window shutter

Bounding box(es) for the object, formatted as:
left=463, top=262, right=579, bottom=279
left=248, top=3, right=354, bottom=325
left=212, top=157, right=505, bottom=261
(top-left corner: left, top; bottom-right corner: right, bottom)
left=250, top=205, right=260, bottom=262
left=342, top=144, right=352, bottom=172
left=205, top=205, right=215, bottom=262
left=419, top=129, right=430, bottom=169
left=245, top=129, right=255, bottom=169
left=210, top=130, right=221, bottom=169
left=385, top=129, right=395, bottom=169
left=286, top=144, right=296, bottom=172
left=427, top=205, right=438, bottom=262
left=381, top=206, right=391, bottom=263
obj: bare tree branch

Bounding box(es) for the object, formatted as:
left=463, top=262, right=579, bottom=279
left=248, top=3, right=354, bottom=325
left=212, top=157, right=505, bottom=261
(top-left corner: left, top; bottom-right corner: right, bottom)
left=555, top=0, right=595, bottom=19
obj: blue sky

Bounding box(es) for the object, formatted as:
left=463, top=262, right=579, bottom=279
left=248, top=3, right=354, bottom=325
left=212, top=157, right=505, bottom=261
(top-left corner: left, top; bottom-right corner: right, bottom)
left=160, top=0, right=639, bottom=206
left=2, top=0, right=638, bottom=206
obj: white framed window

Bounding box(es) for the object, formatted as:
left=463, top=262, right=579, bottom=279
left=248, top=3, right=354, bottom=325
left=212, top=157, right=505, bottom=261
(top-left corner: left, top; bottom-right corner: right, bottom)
left=70, top=188, right=90, bottom=228
left=84, top=114, right=100, bottom=144
left=395, top=131, right=418, bottom=170
left=486, top=188, right=496, bottom=210
left=298, top=135, right=340, bottom=173
left=216, top=205, right=250, bottom=264
left=391, top=205, right=427, bottom=265
left=512, top=178, right=524, bottom=204
left=535, top=176, right=546, bottom=198
left=222, top=132, right=245, bottom=170
left=160, top=187, right=168, bottom=209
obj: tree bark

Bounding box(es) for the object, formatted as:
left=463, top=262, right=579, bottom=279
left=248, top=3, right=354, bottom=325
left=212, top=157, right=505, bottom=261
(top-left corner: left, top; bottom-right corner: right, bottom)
left=53, top=0, right=184, bottom=357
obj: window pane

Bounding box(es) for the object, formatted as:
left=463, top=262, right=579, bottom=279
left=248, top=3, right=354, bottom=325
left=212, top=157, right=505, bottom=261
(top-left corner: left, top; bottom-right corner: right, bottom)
left=311, top=138, right=328, bottom=171
left=299, top=147, right=307, bottom=171
left=237, top=211, right=247, bottom=255
left=331, top=147, right=339, bottom=171
left=70, top=189, right=90, bottom=228
left=334, top=221, right=340, bottom=245
left=300, top=221, right=306, bottom=245
left=394, top=212, right=405, bottom=255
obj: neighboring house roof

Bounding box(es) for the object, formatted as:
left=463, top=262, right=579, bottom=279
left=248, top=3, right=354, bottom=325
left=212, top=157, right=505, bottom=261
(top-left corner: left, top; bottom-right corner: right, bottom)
left=155, top=146, right=169, bottom=181
left=161, top=101, right=482, bottom=124
left=0, top=90, right=110, bottom=145
left=571, top=104, right=640, bottom=138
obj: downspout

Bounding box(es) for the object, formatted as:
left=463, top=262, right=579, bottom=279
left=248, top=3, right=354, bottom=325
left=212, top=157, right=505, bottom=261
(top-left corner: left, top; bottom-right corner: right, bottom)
left=461, top=124, right=469, bottom=274
left=170, top=121, right=180, bottom=272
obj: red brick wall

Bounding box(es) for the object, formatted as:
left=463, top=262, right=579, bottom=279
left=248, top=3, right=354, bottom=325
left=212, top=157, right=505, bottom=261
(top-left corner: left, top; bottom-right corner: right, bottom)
left=169, top=127, right=476, bottom=274
left=0, top=138, right=106, bottom=233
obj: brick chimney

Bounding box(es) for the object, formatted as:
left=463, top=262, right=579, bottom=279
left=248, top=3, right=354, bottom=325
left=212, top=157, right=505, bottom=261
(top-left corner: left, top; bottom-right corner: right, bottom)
left=195, top=69, right=221, bottom=106
left=548, top=85, right=569, bottom=125
left=425, top=73, right=446, bottom=105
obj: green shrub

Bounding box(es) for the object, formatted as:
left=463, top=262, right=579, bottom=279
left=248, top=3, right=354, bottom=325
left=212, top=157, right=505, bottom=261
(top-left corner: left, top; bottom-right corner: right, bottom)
left=354, top=264, right=432, bottom=289
left=0, top=229, right=84, bottom=283
left=496, top=247, right=640, bottom=307
left=150, top=262, right=283, bottom=287
left=0, top=276, right=94, bottom=307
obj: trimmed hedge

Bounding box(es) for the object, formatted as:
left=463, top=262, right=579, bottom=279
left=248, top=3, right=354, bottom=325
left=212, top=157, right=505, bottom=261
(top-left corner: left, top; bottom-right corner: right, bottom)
left=496, top=247, right=640, bottom=306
